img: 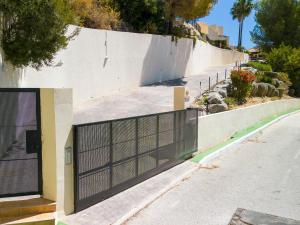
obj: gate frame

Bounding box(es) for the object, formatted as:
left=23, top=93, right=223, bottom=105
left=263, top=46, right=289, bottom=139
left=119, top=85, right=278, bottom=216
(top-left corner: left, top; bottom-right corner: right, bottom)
left=0, top=88, right=43, bottom=198
left=73, top=109, right=198, bottom=212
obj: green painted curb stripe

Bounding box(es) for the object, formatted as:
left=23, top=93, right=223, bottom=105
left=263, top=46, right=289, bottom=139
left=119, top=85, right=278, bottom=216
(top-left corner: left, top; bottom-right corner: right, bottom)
left=57, top=222, right=68, bottom=225
left=191, top=108, right=300, bottom=163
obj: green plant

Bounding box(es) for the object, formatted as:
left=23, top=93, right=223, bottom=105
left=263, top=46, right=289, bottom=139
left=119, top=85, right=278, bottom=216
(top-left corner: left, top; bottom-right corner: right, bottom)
left=70, top=0, right=121, bottom=30
left=113, top=0, right=166, bottom=34
left=1, top=0, right=76, bottom=69
left=251, top=0, right=300, bottom=50
left=248, top=61, right=272, bottom=72
left=267, top=45, right=300, bottom=95
left=224, top=97, right=237, bottom=109
left=277, top=72, right=292, bottom=86
left=231, top=70, right=256, bottom=104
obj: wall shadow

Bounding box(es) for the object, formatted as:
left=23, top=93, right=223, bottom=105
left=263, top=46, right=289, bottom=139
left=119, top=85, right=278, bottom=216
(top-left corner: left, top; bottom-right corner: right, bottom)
left=140, top=35, right=193, bottom=86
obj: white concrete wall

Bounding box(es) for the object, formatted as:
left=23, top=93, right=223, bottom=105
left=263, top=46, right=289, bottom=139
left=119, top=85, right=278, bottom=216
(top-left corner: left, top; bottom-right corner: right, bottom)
left=0, top=26, right=248, bottom=107
left=198, top=99, right=300, bottom=152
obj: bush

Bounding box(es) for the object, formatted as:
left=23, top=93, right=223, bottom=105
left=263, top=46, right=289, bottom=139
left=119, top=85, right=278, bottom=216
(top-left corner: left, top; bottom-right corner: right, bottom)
left=248, top=61, right=272, bottom=72
left=267, top=45, right=300, bottom=95
left=231, top=70, right=256, bottom=104
left=277, top=72, right=292, bottom=86
left=70, top=0, right=121, bottom=30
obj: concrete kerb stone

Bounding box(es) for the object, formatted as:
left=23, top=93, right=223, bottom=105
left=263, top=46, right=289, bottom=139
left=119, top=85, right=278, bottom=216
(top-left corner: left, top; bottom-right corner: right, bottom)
left=114, top=164, right=199, bottom=225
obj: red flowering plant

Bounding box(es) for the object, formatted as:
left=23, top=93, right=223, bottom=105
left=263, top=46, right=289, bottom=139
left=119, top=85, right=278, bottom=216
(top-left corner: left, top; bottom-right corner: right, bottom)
left=230, top=70, right=256, bottom=104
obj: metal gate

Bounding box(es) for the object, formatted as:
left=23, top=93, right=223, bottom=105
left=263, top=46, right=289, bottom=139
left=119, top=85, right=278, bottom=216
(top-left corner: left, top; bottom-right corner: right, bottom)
left=0, top=89, right=42, bottom=197
left=74, top=109, right=198, bottom=212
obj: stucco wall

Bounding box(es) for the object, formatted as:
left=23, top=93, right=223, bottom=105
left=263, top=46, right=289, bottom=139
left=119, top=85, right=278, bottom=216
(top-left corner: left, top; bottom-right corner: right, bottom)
left=0, top=26, right=248, bottom=107
left=198, top=99, right=300, bottom=152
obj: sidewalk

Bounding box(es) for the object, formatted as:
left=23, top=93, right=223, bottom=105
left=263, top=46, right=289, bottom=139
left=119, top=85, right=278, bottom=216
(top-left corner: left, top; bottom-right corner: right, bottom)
left=61, top=161, right=199, bottom=225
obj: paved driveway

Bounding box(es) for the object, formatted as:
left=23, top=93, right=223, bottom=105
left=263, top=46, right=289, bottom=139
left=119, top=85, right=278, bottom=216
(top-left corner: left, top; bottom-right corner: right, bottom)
left=126, top=112, right=300, bottom=225
left=74, top=64, right=235, bottom=124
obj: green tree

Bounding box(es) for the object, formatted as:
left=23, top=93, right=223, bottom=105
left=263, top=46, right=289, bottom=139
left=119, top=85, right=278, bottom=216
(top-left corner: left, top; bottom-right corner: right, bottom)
left=267, top=45, right=300, bottom=96
left=0, top=0, right=76, bottom=69
left=113, top=0, right=166, bottom=34
left=165, top=0, right=217, bottom=33
left=231, top=0, right=253, bottom=50
left=251, top=0, right=300, bottom=51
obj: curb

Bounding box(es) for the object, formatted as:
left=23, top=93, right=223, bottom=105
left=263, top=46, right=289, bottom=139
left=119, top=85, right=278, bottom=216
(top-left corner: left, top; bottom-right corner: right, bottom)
left=196, top=110, right=300, bottom=165
left=113, top=164, right=198, bottom=225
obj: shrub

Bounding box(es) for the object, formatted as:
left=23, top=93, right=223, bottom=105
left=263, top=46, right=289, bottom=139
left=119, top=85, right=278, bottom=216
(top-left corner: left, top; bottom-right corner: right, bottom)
left=231, top=70, right=256, bottom=104
left=277, top=72, right=292, bottom=86
left=248, top=61, right=272, bottom=72
left=267, top=45, right=300, bottom=95
left=70, top=0, right=121, bottom=30
left=224, top=97, right=237, bottom=109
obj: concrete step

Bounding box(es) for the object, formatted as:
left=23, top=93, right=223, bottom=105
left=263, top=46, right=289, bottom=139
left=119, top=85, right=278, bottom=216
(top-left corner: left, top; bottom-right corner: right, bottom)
left=0, top=197, right=56, bottom=218
left=0, top=212, right=55, bottom=225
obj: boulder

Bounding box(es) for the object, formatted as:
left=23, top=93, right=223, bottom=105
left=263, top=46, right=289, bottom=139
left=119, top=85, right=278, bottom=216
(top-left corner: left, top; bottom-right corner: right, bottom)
left=215, top=88, right=227, bottom=98
left=251, top=83, right=258, bottom=97
left=274, top=89, right=280, bottom=97
left=289, top=89, right=295, bottom=96
left=208, top=103, right=228, bottom=114
left=272, top=78, right=284, bottom=88
left=207, top=92, right=223, bottom=104
left=256, top=83, right=268, bottom=97
left=266, top=84, right=276, bottom=97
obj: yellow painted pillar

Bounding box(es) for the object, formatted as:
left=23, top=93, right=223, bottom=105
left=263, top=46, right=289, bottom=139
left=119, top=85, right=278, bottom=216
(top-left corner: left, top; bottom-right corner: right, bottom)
left=174, top=87, right=186, bottom=110
left=40, top=88, right=74, bottom=216
left=40, top=89, right=57, bottom=201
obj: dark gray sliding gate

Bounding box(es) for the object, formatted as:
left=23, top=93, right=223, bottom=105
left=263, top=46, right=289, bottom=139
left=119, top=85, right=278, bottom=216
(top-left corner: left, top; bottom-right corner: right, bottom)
left=73, top=109, right=198, bottom=212
left=0, top=89, right=42, bottom=197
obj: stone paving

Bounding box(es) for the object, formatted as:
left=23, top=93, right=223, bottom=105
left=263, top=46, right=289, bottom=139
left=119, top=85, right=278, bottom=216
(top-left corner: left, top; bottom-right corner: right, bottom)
left=74, top=64, right=235, bottom=124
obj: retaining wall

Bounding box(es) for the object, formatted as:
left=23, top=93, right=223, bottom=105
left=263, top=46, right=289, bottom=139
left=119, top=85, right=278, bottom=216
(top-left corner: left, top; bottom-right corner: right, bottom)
left=0, top=26, right=248, bottom=107
left=198, top=99, right=300, bottom=152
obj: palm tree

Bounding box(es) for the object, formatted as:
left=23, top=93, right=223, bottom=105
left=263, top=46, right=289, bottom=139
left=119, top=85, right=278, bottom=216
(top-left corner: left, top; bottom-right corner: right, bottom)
left=231, top=0, right=253, bottom=50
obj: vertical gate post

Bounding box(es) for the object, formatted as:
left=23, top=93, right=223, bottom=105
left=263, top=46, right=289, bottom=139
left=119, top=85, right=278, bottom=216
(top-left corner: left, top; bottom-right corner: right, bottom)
left=40, top=88, right=74, bottom=217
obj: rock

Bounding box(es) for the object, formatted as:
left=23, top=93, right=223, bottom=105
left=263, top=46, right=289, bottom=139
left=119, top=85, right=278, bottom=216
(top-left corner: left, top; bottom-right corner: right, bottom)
left=215, top=88, right=227, bottom=98
left=266, top=84, right=276, bottom=97
left=274, top=89, right=280, bottom=97
left=256, top=83, right=268, bottom=97
left=207, top=92, right=223, bottom=104
left=289, top=88, right=295, bottom=96
left=272, top=78, right=284, bottom=88
left=208, top=103, right=228, bottom=113
left=251, top=83, right=258, bottom=97
left=278, top=88, right=285, bottom=98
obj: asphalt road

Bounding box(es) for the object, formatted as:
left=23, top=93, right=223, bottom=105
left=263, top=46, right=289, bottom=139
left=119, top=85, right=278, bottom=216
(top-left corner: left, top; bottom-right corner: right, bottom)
left=126, top=112, right=300, bottom=225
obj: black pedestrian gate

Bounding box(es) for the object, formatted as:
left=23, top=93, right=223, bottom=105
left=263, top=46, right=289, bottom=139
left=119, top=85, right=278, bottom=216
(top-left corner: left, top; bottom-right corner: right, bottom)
left=73, top=109, right=198, bottom=212
left=0, top=89, right=42, bottom=197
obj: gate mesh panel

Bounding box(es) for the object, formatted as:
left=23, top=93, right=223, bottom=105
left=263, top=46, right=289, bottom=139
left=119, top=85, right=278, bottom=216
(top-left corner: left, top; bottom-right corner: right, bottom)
left=112, top=119, right=136, bottom=162
left=0, top=90, right=41, bottom=197
left=74, top=109, right=198, bottom=211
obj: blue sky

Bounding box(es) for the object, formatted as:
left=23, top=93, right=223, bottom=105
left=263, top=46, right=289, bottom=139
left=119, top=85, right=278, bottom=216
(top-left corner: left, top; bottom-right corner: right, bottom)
left=200, top=0, right=257, bottom=49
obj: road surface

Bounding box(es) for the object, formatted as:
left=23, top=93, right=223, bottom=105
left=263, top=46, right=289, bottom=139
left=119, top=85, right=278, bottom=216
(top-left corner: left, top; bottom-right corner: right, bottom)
left=126, top=112, right=300, bottom=225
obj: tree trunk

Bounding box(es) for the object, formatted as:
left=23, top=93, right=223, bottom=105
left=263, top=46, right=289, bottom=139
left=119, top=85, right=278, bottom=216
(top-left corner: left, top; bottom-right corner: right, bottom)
left=240, top=19, right=244, bottom=49
left=168, top=0, right=176, bottom=34
left=238, top=22, right=242, bottom=50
